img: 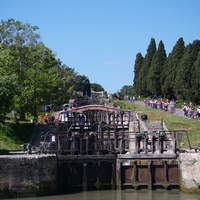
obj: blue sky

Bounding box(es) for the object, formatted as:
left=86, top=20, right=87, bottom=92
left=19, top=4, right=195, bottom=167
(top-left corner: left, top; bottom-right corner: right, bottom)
left=1, top=0, right=200, bottom=94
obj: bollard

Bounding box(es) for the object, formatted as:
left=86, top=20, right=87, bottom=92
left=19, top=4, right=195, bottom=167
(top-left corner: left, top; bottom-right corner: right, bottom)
left=198, top=140, right=200, bottom=151
left=26, top=143, right=32, bottom=154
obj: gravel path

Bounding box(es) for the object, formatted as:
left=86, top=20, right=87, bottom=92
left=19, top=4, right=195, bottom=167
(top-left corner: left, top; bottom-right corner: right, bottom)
left=133, top=100, right=185, bottom=118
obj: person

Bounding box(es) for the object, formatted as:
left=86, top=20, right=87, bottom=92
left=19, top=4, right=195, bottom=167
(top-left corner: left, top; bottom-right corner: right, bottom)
left=132, top=96, right=135, bottom=103
left=197, top=106, right=200, bottom=121
left=182, top=103, right=188, bottom=118
left=49, top=113, right=55, bottom=123
left=44, top=113, right=49, bottom=123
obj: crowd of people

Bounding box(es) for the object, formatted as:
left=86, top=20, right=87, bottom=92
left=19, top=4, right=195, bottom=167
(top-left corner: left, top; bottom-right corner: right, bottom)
left=143, top=97, right=200, bottom=121
left=182, top=102, right=200, bottom=120
left=144, top=98, right=176, bottom=113
left=39, top=98, right=200, bottom=124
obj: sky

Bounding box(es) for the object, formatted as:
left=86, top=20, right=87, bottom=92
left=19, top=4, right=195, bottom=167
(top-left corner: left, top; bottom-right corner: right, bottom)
left=1, top=0, right=200, bottom=94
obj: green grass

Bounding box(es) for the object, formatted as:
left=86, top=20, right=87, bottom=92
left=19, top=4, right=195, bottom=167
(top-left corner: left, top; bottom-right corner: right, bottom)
left=0, top=122, right=35, bottom=151
left=112, top=99, right=200, bottom=148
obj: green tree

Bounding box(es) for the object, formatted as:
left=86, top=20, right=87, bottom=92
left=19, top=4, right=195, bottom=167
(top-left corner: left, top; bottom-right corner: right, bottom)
left=175, top=40, right=200, bottom=101
left=147, top=40, right=167, bottom=97
left=191, top=52, right=200, bottom=104
left=162, top=37, right=185, bottom=99
left=75, top=75, right=91, bottom=96
left=0, top=19, right=76, bottom=120
left=133, top=53, right=143, bottom=96
left=52, top=63, right=76, bottom=106
left=90, top=83, right=104, bottom=91
left=0, top=44, right=17, bottom=123
left=0, top=18, right=40, bottom=48
left=138, top=38, right=156, bottom=97
left=119, top=85, right=135, bottom=99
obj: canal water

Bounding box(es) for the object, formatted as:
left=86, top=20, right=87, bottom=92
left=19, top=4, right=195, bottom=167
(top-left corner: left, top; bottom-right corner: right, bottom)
left=6, top=190, right=200, bottom=200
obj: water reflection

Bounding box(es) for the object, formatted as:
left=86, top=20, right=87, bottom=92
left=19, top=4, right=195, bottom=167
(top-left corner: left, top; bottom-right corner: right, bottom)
left=5, top=190, right=200, bottom=200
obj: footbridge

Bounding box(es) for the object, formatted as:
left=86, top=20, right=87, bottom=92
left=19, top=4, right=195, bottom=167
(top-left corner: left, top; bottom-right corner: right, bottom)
left=74, top=104, right=125, bottom=113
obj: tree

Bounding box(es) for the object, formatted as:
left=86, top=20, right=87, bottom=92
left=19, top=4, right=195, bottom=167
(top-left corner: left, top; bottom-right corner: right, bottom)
left=0, top=44, right=17, bottom=123
left=0, top=19, right=42, bottom=120
left=162, top=37, right=185, bottom=99
left=191, top=52, right=200, bottom=104
left=90, top=83, right=104, bottom=91
left=0, top=19, right=77, bottom=120
left=137, top=38, right=156, bottom=97
left=119, top=85, right=135, bottom=99
left=0, top=18, right=40, bottom=48
left=175, top=40, right=200, bottom=102
left=75, top=75, right=91, bottom=96
left=133, top=53, right=143, bottom=96
left=147, top=40, right=167, bottom=97
left=52, top=63, right=76, bottom=106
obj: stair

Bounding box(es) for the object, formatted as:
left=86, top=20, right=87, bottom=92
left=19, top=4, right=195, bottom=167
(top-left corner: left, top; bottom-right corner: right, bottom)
left=29, top=124, right=52, bottom=151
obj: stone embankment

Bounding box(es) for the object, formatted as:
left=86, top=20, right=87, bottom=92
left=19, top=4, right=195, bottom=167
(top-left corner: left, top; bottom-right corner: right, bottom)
left=179, top=153, right=200, bottom=193
left=0, top=154, right=57, bottom=198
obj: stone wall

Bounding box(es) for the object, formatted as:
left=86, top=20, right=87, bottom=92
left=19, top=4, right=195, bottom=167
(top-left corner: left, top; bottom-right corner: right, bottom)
left=0, top=154, right=57, bottom=198
left=1, top=152, right=200, bottom=198
left=179, top=152, right=200, bottom=193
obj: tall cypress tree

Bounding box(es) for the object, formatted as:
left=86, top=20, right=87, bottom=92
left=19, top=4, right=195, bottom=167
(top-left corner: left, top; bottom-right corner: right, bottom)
left=162, top=37, right=185, bottom=99
left=138, top=38, right=156, bottom=97
left=147, top=40, right=167, bottom=97
left=176, top=40, right=200, bottom=101
left=133, top=52, right=143, bottom=95
left=191, top=52, right=200, bottom=104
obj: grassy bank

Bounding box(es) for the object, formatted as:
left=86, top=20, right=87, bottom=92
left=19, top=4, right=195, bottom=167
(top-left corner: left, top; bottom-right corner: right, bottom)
left=0, top=123, right=35, bottom=152
left=112, top=99, right=200, bottom=148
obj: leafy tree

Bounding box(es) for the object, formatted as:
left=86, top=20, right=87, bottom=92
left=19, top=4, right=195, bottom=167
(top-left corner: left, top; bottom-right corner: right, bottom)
left=175, top=40, right=200, bottom=102
left=83, top=78, right=91, bottom=96
left=0, top=44, right=17, bottom=123
left=162, top=37, right=185, bottom=99
left=0, top=19, right=42, bottom=120
left=133, top=53, right=143, bottom=96
left=75, top=75, right=91, bottom=96
left=0, top=19, right=77, bottom=120
left=137, top=38, right=156, bottom=97
left=0, top=18, right=40, bottom=48
left=52, top=63, right=76, bottom=107
left=147, top=40, right=167, bottom=97
left=90, top=83, right=104, bottom=91
left=119, top=85, right=135, bottom=99
left=191, top=52, right=200, bottom=104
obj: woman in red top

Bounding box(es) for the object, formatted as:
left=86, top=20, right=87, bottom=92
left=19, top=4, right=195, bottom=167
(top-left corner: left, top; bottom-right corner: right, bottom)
left=44, top=113, right=49, bottom=123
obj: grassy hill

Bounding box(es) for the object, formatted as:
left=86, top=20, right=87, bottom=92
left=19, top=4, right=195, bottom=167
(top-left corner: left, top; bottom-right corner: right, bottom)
left=112, top=99, right=200, bottom=148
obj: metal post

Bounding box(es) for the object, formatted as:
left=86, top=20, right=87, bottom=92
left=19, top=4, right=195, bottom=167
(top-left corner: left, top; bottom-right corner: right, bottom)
left=116, top=159, right=122, bottom=190
left=82, top=162, right=87, bottom=191
left=147, top=160, right=152, bottom=190
left=111, top=161, right=116, bottom=189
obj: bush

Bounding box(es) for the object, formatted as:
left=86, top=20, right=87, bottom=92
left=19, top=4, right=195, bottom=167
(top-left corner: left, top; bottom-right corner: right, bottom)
left=0, top=123, right=35, bottom=150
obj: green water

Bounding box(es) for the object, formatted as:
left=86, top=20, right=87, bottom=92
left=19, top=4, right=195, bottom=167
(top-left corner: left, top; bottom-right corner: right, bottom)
left=6, top=190, right=200, bottom=200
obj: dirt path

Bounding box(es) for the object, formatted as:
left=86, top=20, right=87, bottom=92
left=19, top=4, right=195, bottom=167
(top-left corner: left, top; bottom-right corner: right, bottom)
left=133, top=100, right=185, bottom=118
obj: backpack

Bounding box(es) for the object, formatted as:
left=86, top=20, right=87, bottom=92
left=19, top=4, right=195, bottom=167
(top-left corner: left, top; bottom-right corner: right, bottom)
left=44, top=105, right=50, bottom=112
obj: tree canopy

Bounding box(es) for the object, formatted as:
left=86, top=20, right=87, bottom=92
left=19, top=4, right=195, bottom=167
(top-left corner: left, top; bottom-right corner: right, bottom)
left=90, top=83, right=104, bottom=91
left=0, top=19, right=93, bottom=122
left=133, top=37, right=200, bottom=104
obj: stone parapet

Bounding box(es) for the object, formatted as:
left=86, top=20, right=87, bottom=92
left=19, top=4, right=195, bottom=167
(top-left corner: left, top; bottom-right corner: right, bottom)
left=179, top=152, right=200, bottom=193
left=0, top=154, right=57, bottom=198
